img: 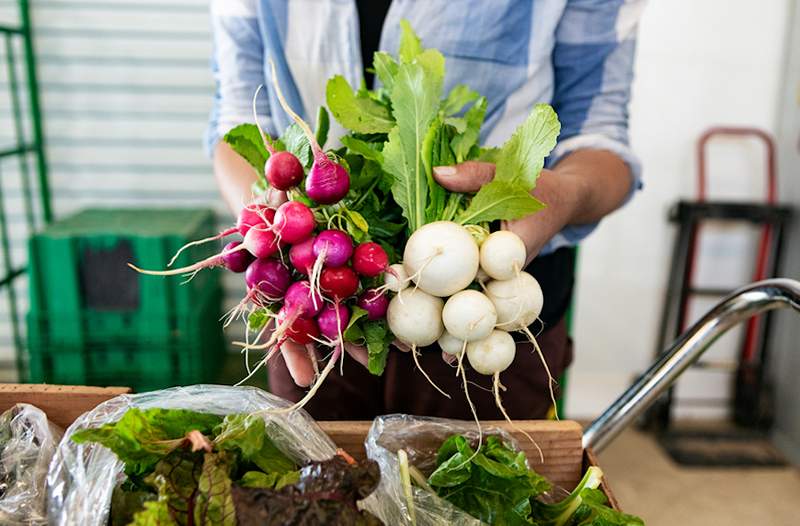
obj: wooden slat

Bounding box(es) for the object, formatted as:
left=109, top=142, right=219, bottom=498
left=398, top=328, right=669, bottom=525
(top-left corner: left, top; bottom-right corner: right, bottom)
left=319, top=420, right=584, bottom=490
left=0, top=383, right=131, bottom=429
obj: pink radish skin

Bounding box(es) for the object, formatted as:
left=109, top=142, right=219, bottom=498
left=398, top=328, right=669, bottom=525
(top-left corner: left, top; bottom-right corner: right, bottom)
left=284, top=281, right=324, bottom=318
left=265, top=151, right=304, bottom=190
left=358, top=289, right=389, bottom=320
left=352, top=242, right=389, bottom=278
left=312, top=230, right=353, bottom=268
left=278, top=307, right=320, bottom=344
left=222, top=241, right=255, bottom=273
left=238, top=204, right=275, bottom=236
left=289, top=236, right=316, bottom=275
left=245, top=258, right=291, bottom=301
left=319, top=266, right=359, bottom=301
left=317, top=303, right=350, bottom=341
left=273, top=201, right=315, bottom=244
left=306, top=157, right=350, bottom=205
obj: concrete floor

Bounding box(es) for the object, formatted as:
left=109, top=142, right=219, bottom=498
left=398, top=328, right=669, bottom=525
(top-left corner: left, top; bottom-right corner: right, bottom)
left=598, top=428, right=800, bottom=526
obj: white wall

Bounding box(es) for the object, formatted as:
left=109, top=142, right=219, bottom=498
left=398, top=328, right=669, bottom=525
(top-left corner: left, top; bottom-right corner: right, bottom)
left=566, top=0, right=795, bottom=418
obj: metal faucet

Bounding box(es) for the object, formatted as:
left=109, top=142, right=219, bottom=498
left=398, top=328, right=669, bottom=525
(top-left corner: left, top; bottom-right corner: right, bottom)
left=583, top=278, right=800, bottom=452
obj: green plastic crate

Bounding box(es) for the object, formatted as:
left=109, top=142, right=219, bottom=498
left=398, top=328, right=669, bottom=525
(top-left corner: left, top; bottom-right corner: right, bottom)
left=24, top=208, right=225, bottom=389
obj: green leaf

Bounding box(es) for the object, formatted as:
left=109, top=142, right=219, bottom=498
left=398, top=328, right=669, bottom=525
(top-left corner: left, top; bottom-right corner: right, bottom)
left=398, top=19, right=423, bottom=63
left=213, top=415, right=296, bottom=475
left=347, top=209, right=370, bottom=234
left=569, top=489, right=644, bottom=526
left=341, top=136, right=384, bottom=164
left=451, top=97, right=487, bottom=163
left=326, top=75, right=395, bottom=134
left=129, top=498, right=177, bottom=526
left=315, top=106, right=330, bottom=148
left=363, top=319, right=393, bottom=376
left=495, top=103, right=560, bottom=189
left=373, top=51, right=399, bottom=91
left=145, top=449, right=204, bottom=524
left=457, top=180, right=545, bottom=225
left=71, top=408, right=222, bottom=477
left=384, top=61, right=443, bottom=232
left=442, top=84, right=480, bottom=116
left=444, top=117, right=467, bottom=133
left=194, top=452, right=237, bottom=526
left=279, top=124, right=312, bottom=169
left=238, top=470, right=300, bottom=490
left=223, top=124, right=270, bottom=173
left=247, top=309, right=269, bottom=331
left=421, top=117, right=452, bottom=223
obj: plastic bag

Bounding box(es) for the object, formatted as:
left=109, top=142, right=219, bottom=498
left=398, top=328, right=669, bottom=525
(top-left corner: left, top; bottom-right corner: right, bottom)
left=0, top=403, right=63, bottom=525
left=46, top=384, right=338, bottom=526
left=362, top=414, right=521, bottom=526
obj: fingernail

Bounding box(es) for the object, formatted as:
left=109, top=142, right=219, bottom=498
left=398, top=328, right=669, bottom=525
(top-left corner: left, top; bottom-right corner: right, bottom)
left=433, top=166, right=456, bottom=177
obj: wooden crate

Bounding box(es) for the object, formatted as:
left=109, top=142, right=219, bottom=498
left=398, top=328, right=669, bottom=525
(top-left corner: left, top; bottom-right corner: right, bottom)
left=0, top=385, right=617, bottom=508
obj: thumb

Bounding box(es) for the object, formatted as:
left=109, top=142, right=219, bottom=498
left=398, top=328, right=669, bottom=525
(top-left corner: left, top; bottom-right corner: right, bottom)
left=433, top=161, right=495, bottom=193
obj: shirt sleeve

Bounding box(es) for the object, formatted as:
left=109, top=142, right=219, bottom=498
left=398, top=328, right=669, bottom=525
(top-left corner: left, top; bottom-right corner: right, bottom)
left=205, top=0, right=271, bottom=157
left=542, top=0, right=645, bottom=253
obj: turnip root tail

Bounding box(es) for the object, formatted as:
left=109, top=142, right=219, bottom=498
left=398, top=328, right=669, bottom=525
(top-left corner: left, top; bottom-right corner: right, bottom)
left=411, top=344, right=451, bottom=399
left=493, top=372, right=543, bottom=463
left=455, top=339, right=467, bottom=377
left=521, top=326, right=559, bottom=420
left=456, top=353, right=482, bottom=469
left=167, top=227, right=237, bottom=267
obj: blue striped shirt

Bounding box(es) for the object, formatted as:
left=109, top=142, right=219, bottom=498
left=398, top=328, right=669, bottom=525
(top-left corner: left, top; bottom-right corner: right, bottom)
left=207, top=0, right=645, bottom=253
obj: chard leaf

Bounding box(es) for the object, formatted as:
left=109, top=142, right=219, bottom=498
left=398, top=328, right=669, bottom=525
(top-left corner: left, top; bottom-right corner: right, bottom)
left=223, top=124, right=269, bottom=173
left=569, top=489, right=644, bottom=526
left=398, top=19, right=423, bottom=63
left=326, top=75, right=394, bottom=134
left=145, top=449, right=203, bottom=524
left=363, top=320, right=393, bottom=376
left=71, top=409, right=222, bottom=477
left=451, top=96, right=487, bottom=163
left=457, top=180, right=545, bottom=225
left=495, top=103, right=560, bottom=189
left=239, top=470, right=300, bottom=490
left=341, top=136, right=384, bottom=163
left=384, top=61, right=443, bottom=231
left=442, top=84, right=480, bottom=116
left=279, top=124, right=312, bottom=169
left=194, top=452, right=237, bottom=526
left=214, top=415, right=296, bottom=475
left=129, top=498, right=177, bottom=526
left=373, top=51, right=399, bottom=91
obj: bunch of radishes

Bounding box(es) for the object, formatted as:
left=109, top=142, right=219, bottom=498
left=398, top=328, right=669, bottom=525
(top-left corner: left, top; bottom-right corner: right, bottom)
left=383, top=220, right=553, bottom=432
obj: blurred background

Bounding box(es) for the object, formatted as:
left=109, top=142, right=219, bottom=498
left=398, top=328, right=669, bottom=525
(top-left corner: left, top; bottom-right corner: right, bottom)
left=0, top=1, right=797, bottom=524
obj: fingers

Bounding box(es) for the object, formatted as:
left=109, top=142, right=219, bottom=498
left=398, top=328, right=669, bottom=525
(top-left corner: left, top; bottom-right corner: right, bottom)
left=392, top=339, right=411, bottom=353
left=441, top=351, right=457, bottom=365
left=281, top=340, right=316, bottom=387
left=433, top=161, right=495, bottom=193
left=266, top=187, right=288, bottom=208
left=344, top=343, right=369, bottom=368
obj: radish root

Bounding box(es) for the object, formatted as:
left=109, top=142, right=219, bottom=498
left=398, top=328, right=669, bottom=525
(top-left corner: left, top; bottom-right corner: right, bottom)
left=493, top=372, right=543, bottom=463
left=521, top=326, right=558, bottom=420
left=410, top=344, right=451, bottom=399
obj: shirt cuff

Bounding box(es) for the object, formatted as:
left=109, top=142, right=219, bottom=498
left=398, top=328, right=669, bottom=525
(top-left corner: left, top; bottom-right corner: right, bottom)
left=539, top=133, right=642, bottom=255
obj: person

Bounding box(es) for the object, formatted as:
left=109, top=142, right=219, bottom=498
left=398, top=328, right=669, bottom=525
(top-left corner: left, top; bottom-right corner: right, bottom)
left=207, top=0, right=645, bottom=420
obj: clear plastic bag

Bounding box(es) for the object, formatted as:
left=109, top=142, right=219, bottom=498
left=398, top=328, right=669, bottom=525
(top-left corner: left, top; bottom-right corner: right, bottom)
left=46, top=384, right=338, bottom=526
left=362, top=414, right=521, bottom=526
left=0, top=403, right=63, bottom=525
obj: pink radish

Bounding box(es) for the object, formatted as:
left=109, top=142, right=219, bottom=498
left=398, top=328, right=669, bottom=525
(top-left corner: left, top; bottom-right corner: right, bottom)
left=317, top=303, right=350, bottom=341
left=245, top=258, right=291, bottom=301
left=284, top=281, right=324, bottom=318
left=277, top=307, right=320, bottom=344
left=312, top=230, right=353, bottom=268
left=265, top=151, right=304, bottom=191
left=289, top=236, right=316, bottom=275
left=222, top=241, right=255, bottom=273
left=273, top=201, right=315, bottom=244
left=319, top=267, right=359, bottom=301
left=357, top=289, right=388, bottom=320
left=269, top=60, right=350, bottom=205
left=352, top=242, right=389, bottom=278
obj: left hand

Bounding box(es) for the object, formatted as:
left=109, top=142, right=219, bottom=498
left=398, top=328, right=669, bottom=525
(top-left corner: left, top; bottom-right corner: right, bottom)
left=433, top=161, right=572, bottom=264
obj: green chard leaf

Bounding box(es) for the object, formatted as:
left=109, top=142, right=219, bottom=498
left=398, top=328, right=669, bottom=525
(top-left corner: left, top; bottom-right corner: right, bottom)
left=326, top=75, right=395, bottom=134
left=495, top=103, right=560, bottom=189
left=145, top=449, right=204, bottom=525
left=457, top=180, right=545, bottom=225
left=213, top=414, right=296, bottom=475
left=223, top=124, right=270, bottom=173
left=279, top=124, right=312, bottom=169
left=128, top=498, right=177, bottom=526
left=373, top=51, right=399, bottom=91
left=442, top=84, right=480, bottom=116
left=569, top=489, right=644, bottom=526
left=238, top=470, right=300, bottom=490
left=71, top=408, right=222, bottom=477
left=384, top=59, right=443, bottom=232
left=193, top=452, right=237, bottom=526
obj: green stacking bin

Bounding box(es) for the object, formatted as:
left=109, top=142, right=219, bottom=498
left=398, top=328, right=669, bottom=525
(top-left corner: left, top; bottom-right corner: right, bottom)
left=25, top=208, right=226, bottom=391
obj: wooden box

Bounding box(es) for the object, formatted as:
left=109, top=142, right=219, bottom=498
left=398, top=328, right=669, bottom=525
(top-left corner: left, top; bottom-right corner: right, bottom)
left=0, top=385, right=618, bottom=509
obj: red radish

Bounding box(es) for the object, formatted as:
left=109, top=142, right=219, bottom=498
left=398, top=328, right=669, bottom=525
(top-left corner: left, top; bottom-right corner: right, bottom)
left=129, top=223, right=279, bottom=277
left=167, top=203, right=274, bottom=267
left=317, top=303, right=350, bottom=341
left=352, top=242, right=389, bottom=277
left=269, top=60, right=350, bottom=205
left=273, top=201, right=315, bottom=244
left=284, top=281, right=324, bottom=318
left=289, top=236, right=316, bottom=275
left=320, top=266, right=359, bottom=301
left=312, top=230, right=353, bottom=268
left=222, top=241, right=255, bottom=273
left=245, top=258, right=291, bottom=301
left=358, top=289, right=389, bottom=320
left=265, top=150, right=304, bottom=190
left=278, top=307, right=320, bottom=344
